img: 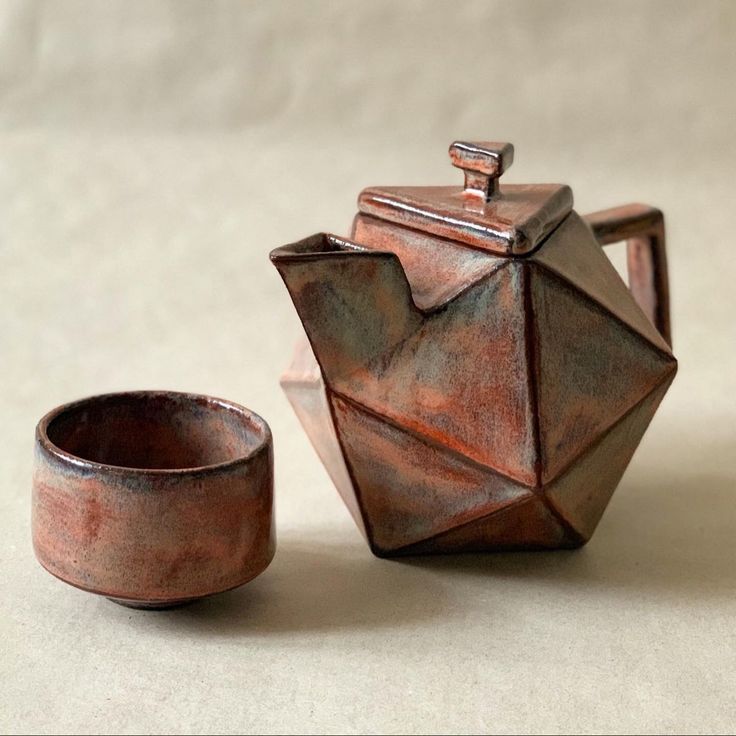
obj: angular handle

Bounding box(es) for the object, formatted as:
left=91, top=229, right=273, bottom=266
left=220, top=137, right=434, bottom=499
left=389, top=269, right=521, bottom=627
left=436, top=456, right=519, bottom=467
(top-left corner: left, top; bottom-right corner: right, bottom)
left=584, top=204, right=672, bottom=347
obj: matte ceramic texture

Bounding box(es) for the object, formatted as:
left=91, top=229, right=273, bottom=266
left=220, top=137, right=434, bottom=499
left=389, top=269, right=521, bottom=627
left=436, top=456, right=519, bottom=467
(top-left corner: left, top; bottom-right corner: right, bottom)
left=32, top=391, right=275, bottom=608
left=272, top=140, right=677, bottom=557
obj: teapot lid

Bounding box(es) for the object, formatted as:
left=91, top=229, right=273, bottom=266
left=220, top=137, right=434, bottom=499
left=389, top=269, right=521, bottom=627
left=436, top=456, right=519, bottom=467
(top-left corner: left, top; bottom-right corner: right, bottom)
left=357, top=141, right=573, bottom=256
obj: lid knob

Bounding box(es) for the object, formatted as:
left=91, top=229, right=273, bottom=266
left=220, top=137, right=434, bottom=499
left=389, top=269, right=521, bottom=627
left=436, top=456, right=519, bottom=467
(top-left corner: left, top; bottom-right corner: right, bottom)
left=449, top=141, right=514, bottom=201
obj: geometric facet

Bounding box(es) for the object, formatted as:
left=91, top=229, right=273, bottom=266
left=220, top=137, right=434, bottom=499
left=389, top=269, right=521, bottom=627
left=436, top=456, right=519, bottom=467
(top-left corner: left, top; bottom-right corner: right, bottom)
left=544, top=373, right=675, bottom=541
left=394, top=495, right=575, bottom=555
left=280, top=339, right=367, bottom=537
left=531, top=263, right=676, bottom=484
left=532, top=212, right=672, bottom=354
left=330, top=392, right=534, bottom=554
left=348, top=261, right=538, bottom=486
left=352, top=214, right=507, bottom=311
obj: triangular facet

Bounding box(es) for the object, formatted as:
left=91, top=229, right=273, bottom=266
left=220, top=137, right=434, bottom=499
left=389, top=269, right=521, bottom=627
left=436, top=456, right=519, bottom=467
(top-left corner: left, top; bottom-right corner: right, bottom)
left=545, top=373, right=675, bottom=541
left=344, top=261, right=537, bottom=486
left=531, top=264, right=676, bottom=483
left=352, top=215, right=506, bottom=312
left=330, top=393, right=534, bottom=554
left=394, top=495, right=575, bottom=555
left=532, top=213, right=671, bottom=354
left=281, top=340, right=366, bottom=537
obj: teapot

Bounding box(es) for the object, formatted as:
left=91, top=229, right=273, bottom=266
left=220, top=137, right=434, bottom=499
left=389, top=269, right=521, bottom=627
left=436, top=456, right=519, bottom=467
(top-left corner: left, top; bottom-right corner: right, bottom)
left=271, top=141, right=676, bottom=557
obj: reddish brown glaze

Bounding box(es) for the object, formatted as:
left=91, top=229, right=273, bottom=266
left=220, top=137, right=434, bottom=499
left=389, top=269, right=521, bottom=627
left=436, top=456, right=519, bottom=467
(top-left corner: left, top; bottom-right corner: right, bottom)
left=358, top=140, right=572, bottom=256
left=32, top=391, right=274, bottom=608
left=272, top=140, right=677, bottom=557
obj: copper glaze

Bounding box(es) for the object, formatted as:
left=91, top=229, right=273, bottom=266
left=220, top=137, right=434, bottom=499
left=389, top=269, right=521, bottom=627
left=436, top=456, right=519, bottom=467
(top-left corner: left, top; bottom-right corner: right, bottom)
left=32, top=391, right=274, bottom=607
left=272, top=140, right=677, bottom=557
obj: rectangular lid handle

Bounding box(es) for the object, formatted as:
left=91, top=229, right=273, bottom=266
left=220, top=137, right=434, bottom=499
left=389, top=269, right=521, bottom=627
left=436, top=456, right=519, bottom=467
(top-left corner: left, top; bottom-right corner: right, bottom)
left=449, top=141, right=514, bottom=201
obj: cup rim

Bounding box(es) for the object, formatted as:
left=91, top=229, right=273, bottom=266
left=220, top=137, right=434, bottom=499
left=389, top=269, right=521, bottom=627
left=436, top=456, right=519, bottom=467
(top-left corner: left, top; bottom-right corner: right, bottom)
left=35, top=390, right=272, bottom=477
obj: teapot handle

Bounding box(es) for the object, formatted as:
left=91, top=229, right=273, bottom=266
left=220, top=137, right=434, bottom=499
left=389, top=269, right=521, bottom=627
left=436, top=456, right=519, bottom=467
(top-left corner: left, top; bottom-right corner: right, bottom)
left=583, top=204, right=672, bottom=347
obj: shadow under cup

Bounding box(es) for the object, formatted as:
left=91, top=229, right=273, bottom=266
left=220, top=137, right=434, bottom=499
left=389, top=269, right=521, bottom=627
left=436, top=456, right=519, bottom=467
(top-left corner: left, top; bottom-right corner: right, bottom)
left=32, top=391, right=274, bottom=609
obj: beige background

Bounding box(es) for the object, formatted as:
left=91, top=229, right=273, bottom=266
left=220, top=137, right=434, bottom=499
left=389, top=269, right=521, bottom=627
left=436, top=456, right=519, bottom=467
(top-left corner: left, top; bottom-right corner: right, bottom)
left=2, top=1, right=735, bottom=733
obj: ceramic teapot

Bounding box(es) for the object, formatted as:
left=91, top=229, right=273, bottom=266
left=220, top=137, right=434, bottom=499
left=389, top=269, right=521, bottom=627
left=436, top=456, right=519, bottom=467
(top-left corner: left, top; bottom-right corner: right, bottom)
left=271, top=141, right=676, bottom=557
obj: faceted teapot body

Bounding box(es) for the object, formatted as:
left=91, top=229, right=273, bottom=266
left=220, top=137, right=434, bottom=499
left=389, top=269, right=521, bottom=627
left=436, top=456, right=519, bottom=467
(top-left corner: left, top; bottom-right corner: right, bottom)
left=271, top=141, right=676, bottom=556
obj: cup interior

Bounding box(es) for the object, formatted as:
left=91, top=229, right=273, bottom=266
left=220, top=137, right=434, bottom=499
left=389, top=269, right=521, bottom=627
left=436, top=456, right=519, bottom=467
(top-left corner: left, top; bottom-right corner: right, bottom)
left=43, top=392, right=267, bottom=471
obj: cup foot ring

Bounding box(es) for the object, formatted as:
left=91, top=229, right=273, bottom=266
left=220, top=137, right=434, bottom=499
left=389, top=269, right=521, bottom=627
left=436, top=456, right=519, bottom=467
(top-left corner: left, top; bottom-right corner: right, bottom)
left=107, top=597, right=198, bottom=610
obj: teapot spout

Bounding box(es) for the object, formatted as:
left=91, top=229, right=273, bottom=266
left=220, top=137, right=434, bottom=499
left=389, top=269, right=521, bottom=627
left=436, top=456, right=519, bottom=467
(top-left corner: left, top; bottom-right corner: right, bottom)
left=270, top=234, right=421, bottom=387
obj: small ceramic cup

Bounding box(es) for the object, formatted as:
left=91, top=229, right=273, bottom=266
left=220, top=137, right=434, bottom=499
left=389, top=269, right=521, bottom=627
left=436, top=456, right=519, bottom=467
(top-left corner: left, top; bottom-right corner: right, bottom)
left=32, top=391, right=274, bottom=608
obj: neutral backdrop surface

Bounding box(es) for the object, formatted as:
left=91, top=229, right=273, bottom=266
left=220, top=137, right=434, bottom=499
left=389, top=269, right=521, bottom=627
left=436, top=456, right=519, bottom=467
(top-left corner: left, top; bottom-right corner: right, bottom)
left=2, top=1, right=735, bottom=734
